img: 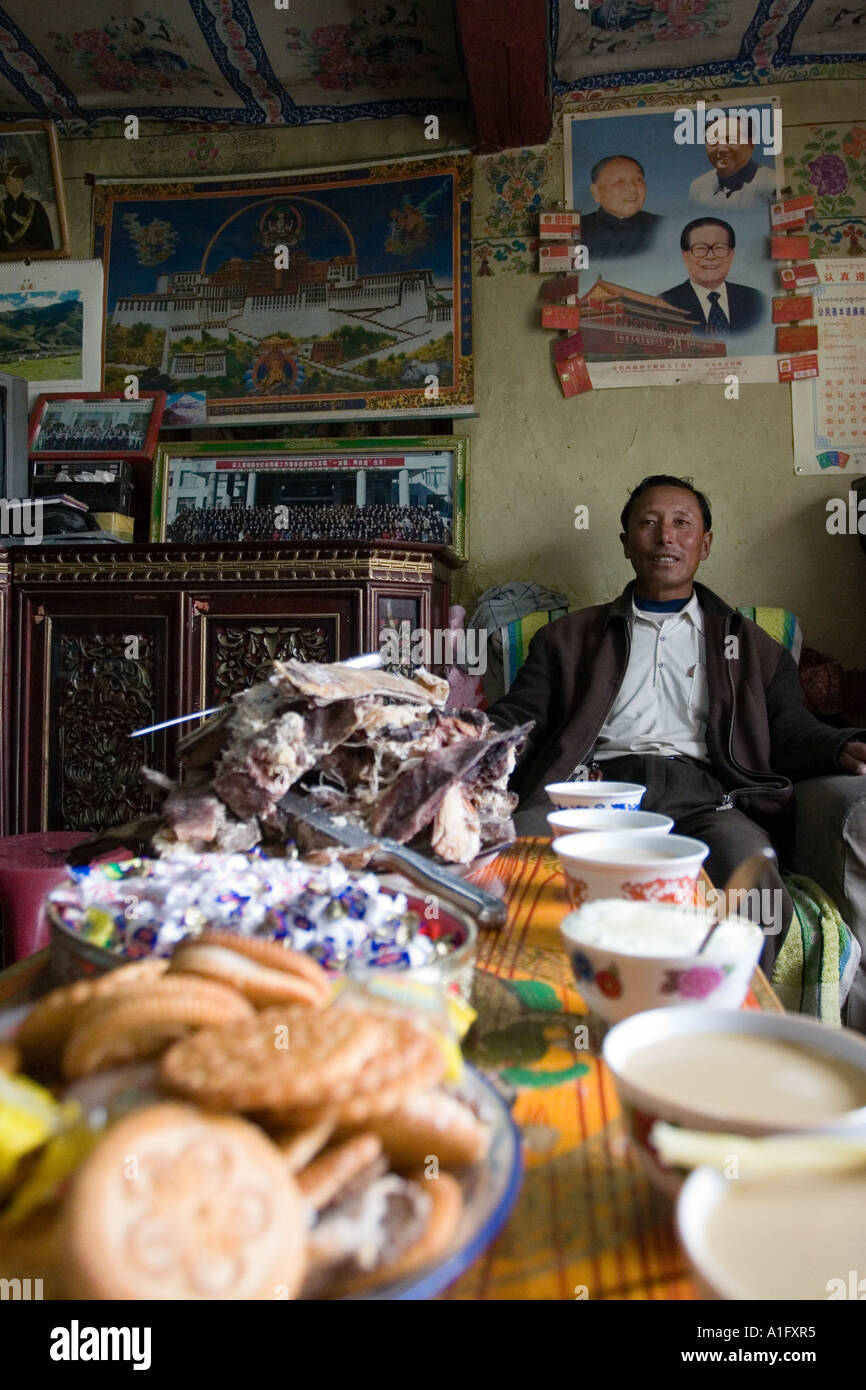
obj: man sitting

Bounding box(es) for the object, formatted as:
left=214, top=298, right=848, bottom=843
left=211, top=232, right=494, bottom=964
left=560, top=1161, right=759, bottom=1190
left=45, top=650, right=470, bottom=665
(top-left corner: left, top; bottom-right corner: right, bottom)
left=488, top=475, right=866, bottom=978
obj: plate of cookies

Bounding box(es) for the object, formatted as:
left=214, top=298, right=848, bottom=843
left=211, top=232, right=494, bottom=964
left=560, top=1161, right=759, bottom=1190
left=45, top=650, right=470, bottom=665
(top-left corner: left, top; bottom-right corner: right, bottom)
left=0, top=936, right=522, bottom=1301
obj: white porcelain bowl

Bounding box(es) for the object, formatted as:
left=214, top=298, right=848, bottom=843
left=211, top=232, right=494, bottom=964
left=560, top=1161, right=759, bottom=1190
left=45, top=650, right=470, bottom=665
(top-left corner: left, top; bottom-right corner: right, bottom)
left=545, top=781, right=646, bottom=811
left=547, top=808, right=673, bottom=838
left=677, top=1157, right=866, bottom=1300
left=552, top=830, right=709, bottom=910
left=560, top=899, right=762, bottom=1026
left=603, top=1006, right=866, bottom=1195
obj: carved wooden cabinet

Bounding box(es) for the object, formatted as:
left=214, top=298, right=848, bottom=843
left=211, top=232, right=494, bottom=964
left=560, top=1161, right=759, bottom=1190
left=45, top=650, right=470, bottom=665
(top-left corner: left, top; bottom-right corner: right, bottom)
left=9, top=542, right=458, bottom=834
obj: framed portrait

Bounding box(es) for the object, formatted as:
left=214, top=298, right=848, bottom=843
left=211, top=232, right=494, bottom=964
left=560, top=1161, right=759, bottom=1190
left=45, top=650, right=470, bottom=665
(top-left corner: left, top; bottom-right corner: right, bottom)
left=93, top=154, right=474, bottom=425
left=0, top=122, right=69, bottom=262
left=29, top=391, right=166, bottom=460
left=564, top=102, right=781, bottom=387
left=150, top=437, right=468, bottom=559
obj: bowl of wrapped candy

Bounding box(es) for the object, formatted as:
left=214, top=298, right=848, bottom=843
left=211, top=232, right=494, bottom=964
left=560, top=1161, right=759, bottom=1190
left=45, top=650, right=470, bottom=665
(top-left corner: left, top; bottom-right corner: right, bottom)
left=43, top=850, right=477, bottom=1001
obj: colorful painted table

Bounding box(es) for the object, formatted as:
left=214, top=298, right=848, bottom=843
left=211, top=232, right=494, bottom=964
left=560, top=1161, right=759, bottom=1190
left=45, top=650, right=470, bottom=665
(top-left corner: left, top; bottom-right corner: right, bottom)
left=443, top=838, right=781, bottom=1302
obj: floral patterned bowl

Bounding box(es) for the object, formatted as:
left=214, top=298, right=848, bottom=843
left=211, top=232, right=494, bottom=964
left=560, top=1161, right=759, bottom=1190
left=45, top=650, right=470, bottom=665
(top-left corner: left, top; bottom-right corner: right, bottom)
left=545, top=781, right=646, bottom=811
left=560, top=899, right=763, bottom=1027
left=551, top=830, right=709, bottom=910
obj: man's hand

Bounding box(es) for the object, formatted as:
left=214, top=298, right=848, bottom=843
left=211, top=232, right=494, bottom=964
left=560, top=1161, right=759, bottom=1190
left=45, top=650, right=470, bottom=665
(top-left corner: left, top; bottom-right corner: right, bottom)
left=840, top=740, right=866, bottom=774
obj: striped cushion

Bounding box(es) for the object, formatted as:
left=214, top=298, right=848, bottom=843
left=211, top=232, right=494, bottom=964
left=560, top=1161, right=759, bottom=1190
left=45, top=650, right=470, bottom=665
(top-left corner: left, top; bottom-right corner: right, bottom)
left=502, top=608, right=568, bottom=692
left=737, top=606, right=803, bottom=664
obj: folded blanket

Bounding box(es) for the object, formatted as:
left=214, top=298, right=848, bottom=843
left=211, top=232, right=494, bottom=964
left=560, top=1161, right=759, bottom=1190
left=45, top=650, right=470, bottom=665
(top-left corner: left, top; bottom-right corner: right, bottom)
left=772, top=873, right=861, bottom=1026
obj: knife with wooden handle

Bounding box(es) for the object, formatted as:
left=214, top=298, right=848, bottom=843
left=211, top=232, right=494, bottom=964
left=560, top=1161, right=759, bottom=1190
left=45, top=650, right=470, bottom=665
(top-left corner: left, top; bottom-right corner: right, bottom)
left=277, top=789, right=507, bottom=927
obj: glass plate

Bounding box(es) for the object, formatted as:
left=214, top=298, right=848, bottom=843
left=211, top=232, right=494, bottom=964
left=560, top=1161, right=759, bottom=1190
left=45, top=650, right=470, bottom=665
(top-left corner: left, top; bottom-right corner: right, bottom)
left=347, top=1065, right=523, bottom=1301
left=0, top=1009, right=522, bottom=1304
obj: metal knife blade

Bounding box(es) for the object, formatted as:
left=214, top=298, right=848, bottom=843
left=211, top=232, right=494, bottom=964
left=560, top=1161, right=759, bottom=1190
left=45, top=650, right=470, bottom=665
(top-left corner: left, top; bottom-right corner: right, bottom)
left=127, top=652, right=385, bottom=738
left=278, top=789, right=507, bottom=927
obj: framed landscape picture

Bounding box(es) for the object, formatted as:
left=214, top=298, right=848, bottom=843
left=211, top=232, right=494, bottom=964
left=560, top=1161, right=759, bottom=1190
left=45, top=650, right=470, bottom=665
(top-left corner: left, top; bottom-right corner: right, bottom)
left=29, top=390, right=166, bottom=460
left=0, top=121, right=69, bottom=261
left=0, top=259, right=104, bottom=397
left=150, top=437, right=468, bottom=558
left=93, top=154, right=474, bottom=425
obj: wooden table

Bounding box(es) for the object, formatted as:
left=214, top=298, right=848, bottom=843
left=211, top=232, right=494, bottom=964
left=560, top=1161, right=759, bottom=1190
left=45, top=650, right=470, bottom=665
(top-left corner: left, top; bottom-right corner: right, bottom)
left=444, top=838, right=781, bottom=1302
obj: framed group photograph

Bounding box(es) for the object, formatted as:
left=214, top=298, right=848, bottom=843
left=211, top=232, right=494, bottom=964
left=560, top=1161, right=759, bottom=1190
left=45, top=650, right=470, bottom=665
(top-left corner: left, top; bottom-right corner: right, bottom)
left=151, top=437, right=468, bottom=559
left=0, top=121, right=69, bottom=261
left=29, top=391, right=166, bottom=460
left=93, top=153, right=474, bottom=425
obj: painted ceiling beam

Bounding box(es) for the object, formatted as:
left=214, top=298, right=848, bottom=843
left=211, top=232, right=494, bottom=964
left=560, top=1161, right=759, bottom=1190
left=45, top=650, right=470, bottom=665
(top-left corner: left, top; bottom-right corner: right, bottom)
left=455, top=0, right=552, bottom=153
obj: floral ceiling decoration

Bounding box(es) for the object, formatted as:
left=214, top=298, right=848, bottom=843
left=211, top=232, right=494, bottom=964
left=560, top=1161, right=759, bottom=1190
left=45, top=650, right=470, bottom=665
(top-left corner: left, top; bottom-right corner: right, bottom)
left=0, top=0, right=468, bottom=130
left=554, top=0, right=866, bottom=90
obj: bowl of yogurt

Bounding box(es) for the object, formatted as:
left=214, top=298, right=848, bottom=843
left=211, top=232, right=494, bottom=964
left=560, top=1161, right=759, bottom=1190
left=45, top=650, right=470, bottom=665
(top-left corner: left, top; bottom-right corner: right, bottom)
left=560, top=899, right=762, bottom=1025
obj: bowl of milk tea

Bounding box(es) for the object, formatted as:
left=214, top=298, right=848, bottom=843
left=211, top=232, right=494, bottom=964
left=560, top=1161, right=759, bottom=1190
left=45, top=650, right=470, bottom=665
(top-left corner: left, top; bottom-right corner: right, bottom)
left=560, top=900, right=762, bottom=1025
left=604, top=1007, right=866, bottom=1195
left=677, top=1158, right=866, bottom=1300
left=547, top=808, right=674, bottom=838
left=545, top=781, right=646, bottom=811
left=551, top=830, right=709, bottom=909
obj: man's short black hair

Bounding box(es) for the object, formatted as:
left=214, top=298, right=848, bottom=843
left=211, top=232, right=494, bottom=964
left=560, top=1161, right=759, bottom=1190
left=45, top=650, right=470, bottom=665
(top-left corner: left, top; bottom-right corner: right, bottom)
left=680, top=217, right=736, bottom=252
left=590, top=154, right=646, bottom=185
left=621, top=475, right=712, bottom=532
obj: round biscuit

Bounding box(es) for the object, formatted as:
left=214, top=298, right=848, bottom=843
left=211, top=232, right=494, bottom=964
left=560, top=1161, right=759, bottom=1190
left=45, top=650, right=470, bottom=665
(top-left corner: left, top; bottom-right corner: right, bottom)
left=188, top=932, right=332, bottom=994
left=334, top=1040, right=446, bottom=1126
left=334, top=1012, right=444, bottom=1097
left=0, top=1041, right=21, bottom=1074
left=64, top=1103, right=308, bottom=1299
left=353, top=1088, right=491, bottom=1168
left=62, top=982, right=255, bottom=1079
left=296, top=1133, right=384, bottom=1210
left=16, top=959, right=169, bottom=1068
left=159, top=1005, right=384, bottom=1112
left=169, top=940, right=329, bottom=1009
left=273, top=1114, right=338, bottom=1174
left=249, top=1013, right=446, bottom=1128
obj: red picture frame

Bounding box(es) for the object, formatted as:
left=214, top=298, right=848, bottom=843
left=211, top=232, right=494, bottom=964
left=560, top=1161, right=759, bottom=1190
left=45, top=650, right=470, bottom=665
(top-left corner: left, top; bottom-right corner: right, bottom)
left=28, top=390, right=166, bottom=461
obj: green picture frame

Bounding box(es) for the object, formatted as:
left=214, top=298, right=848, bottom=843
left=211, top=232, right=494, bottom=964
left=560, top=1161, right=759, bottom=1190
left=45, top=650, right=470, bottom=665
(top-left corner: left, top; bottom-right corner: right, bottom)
left=150, top=436, right=468, bottom=559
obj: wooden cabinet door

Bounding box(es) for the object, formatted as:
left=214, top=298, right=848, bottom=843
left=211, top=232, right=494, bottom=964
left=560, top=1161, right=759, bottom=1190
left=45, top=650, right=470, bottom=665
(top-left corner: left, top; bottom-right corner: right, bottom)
left=182, top=588, right=361, bottom=710
left=15, top=593, right=180, bottom=833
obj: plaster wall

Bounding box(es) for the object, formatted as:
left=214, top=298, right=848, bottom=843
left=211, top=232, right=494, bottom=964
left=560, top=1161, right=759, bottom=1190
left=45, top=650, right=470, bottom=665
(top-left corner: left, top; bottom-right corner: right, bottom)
left=55, top=77, right=866, bottom=663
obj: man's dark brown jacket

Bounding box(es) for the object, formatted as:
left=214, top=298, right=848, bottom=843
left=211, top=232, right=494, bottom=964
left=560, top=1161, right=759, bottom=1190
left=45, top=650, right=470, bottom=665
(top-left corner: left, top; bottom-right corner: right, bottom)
left=488, top=581, right=864, bottom=814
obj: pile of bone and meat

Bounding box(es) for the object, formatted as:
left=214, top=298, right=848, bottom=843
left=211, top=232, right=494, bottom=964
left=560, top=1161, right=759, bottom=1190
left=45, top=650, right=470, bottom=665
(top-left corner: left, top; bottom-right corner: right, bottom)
left=140, top=660, right=531, bottom=866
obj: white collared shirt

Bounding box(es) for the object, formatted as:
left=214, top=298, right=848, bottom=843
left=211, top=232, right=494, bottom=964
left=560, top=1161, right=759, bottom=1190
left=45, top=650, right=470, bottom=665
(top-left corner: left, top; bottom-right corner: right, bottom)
left=689, top=164, right=778, bottom=208
left=689, top=278, right=730, bottom=328
left=594, top=592, right=710, bottom=762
